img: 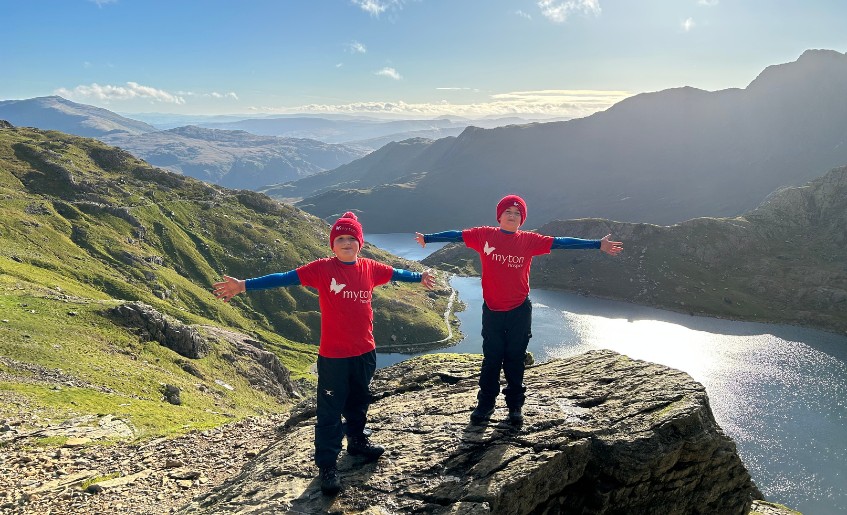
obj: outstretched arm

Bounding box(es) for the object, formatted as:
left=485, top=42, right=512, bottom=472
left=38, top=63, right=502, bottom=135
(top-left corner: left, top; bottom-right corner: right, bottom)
left=599, top=234, right=623, bottom=256
left=392, top=268, right=437, bottom=289
left=415, top=230, right=463, bottom=248
left=213, top=270, right=301, bottom=302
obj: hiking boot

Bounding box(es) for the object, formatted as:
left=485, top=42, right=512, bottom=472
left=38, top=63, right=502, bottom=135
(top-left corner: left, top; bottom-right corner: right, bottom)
left=319, top=464, right=341, bottom=496
left=470, top=405, right=495, bottom=425
left=347, top=434, right=385, bottom=460
left=508, top=408, right=524, bottom=426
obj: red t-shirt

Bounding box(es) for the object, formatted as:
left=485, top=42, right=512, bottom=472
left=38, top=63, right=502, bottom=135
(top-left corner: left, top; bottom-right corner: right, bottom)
left=462, top=227, right=553, bottom=311
left=296, top=257, right=394, bottom=358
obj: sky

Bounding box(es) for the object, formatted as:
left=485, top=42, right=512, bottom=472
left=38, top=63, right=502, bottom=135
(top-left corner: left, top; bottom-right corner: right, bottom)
left=3, top=0, right=847, bottom=119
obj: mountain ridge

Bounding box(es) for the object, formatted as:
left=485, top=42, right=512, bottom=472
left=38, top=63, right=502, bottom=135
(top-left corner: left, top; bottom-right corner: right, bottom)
left=287, top=49, right=847, bottom=232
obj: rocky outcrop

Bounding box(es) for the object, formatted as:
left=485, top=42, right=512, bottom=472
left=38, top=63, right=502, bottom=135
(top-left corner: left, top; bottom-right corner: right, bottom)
left=109, top=302, right=210, bottom=359
left=200, top=326, right=300, bottom=401
left=179, top=350, right=761, bottom=514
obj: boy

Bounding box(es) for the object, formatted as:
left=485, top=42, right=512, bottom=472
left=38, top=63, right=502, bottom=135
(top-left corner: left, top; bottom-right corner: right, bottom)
left=415, top=195, right=622, bottom=426
left=214, top=212, right=435, bottom=495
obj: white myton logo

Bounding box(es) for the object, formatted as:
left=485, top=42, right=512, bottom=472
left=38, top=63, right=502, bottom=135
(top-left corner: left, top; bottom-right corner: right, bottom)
left=485, top=241, right=526, bottom=268
left=330, top=277, right=346, bottom=294
left=330, top=277, right=371, bottom=302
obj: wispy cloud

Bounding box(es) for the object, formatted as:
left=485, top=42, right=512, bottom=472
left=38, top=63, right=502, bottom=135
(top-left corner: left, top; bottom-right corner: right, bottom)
left=375, top=67, right=402, bottom=80
left=209, top=91, right=239, bottom=100
left=89, top=0, right=117, bottom=7
left=538, top=0, right=601, bottom=23
left=347, top=40, right=367, bottom=54
left=698, top=0, right=719, bottom=5
left=176, top=90, right=240, bottom=100
left=515, top=10, right=532, bottom=20
left=352, top=0, right=405, bottom=17
left=682, top=17, right=695, bottom=31
left=436, top=87, right=478, bottom=92
left=55, top=82, right=186, bottom=104
left=250, top=89, right=632, bottom=119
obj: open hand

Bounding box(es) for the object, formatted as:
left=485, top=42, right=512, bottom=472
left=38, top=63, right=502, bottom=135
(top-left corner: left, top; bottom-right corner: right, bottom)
left=415, top=232, right=426, bottom=248
left=600, top=234, right=623, bottom=256
left=422, top=270, right=436, bottom=289
left=213, top=275, right=245, bottom=302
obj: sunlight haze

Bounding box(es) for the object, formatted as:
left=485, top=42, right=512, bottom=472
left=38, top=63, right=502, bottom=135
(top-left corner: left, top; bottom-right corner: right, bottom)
left=5, top=0, right=846, bottom=119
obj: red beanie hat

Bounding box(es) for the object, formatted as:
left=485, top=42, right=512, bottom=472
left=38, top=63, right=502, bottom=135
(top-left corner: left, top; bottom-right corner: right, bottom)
left=329, top=211, right=364, bottom=248
left=496, top=194, right=527, bottom=224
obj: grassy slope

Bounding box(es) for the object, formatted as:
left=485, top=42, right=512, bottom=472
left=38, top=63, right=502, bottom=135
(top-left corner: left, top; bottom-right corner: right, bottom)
left=0, top=126, right=451, bottom=441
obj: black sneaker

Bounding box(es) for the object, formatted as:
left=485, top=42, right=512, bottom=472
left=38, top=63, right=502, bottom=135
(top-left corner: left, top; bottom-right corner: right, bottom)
left=508, top=408, right=524, bottom=426
left=319, top=464, right=341, bottom=496
left=470, top=405, right=495, bottom=425
left=347, top=434, right=385, bottom=460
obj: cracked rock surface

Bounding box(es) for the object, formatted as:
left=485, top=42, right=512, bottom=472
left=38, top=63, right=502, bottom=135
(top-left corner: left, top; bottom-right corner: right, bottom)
left=179, top=349, right=761, bottom=514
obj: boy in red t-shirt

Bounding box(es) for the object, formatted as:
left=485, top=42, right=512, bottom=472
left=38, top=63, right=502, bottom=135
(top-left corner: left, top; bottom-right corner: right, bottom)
left=416, top=195, right=622, bottom=426
left=214, top=212, right=435, bottom=495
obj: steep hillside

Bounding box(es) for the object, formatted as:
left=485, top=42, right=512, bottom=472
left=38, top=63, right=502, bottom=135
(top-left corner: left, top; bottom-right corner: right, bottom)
left=0, top=96, right=156, bottom=137
left=0, top=123, right=452, bottom=440
left=291, top=49, right=847, bottom=232
left=423, top=166, right=847, bottom=334
left=262, top=137, right=455, bottom=201
left=100, top=125, right=369, bottom=190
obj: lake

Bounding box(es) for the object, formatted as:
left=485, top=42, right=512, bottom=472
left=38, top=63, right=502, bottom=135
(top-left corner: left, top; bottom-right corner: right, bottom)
left=366, top=232, right=847, bottom=515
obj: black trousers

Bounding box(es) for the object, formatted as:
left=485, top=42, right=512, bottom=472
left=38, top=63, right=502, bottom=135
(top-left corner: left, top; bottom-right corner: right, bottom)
left=314, top=350, right=376, bottom=468
left=478, top=297, right=532, bottom=410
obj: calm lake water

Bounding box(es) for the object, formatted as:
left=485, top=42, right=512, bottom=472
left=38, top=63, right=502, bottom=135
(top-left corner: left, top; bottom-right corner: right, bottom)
left=366, top=233, right=847, bottom=515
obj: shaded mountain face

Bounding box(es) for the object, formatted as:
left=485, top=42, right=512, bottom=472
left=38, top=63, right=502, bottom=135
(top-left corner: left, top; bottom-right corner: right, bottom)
left=423, top=165, right=847, bottom=335
left=100, top=125, right=370, bottom=190
left=0, top=96, right=157, bottom=137
left=288, top=49, right=847, bottom=232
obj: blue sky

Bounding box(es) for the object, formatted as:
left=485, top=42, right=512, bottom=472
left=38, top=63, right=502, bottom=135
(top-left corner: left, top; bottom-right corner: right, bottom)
left=3, top=0, right=846, bottom=118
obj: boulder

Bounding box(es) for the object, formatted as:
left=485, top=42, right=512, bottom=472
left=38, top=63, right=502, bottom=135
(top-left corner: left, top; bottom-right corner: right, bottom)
left=178, top=350, right=761, bottom=514
left=109, top=302, right=209, bottom=359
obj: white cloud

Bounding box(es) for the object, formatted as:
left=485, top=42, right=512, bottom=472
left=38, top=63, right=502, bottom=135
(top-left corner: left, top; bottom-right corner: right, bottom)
left=210, top=92, right=239, bottom=100
left=352, top=0, right=405, bottom=17
left=375, top=67, right=402, bottom=80
left=682, top=17, right=695, bottom=31
left=55, top=82, right=185, bottom=104
left=698, top=0, right=718, bottom=5
left=347, top=40, right=367, bottom=54
left=177, top=90, right=240, bottom=100
left=89, top=0, right=117, bottom=7
left=515, top=10, right=532, bottom=20
left=538, top=0, right=601, bottom=23
left=249, top=89, right=632, bottom=119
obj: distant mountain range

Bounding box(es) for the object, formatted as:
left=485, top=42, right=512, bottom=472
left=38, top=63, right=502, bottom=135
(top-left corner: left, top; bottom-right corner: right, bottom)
left=0, top=96, right=157, bottom=137
left=423, top=165, right=847, bottom=335
left=284, top=49, right=847, bottom=232
left=186, top=116, right=543, bottom=149
left=99, top=125, right=369, bottom=190
left=0, top=96, right=369, bottom=190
